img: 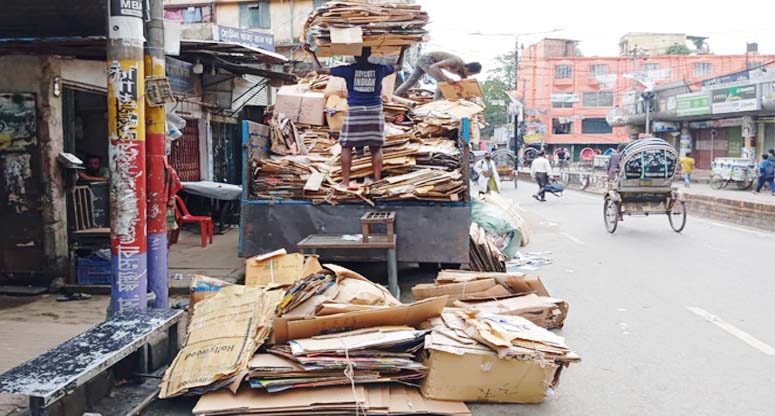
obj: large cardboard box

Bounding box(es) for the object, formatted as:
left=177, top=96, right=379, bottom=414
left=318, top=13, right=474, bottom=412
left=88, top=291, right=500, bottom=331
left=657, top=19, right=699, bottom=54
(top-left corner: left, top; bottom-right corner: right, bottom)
left=420, top=332, right=561, bottom=404
left=329, top=26, right=364, bottom=56
left=325, top=95, right=348, bottom=132
left=275, top=85, right=326, bottom=126
left=438, top=79, right=483, bottom=100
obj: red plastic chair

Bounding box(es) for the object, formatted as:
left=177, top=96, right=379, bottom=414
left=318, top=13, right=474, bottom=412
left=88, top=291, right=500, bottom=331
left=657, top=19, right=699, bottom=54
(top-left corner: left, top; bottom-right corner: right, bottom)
left=173, top=195, right=213, bottom=247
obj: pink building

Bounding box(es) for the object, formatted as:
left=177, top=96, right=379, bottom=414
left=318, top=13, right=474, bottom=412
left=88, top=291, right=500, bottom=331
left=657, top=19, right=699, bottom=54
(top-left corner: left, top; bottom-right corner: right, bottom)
left=520, top=38, right=775, bottom=159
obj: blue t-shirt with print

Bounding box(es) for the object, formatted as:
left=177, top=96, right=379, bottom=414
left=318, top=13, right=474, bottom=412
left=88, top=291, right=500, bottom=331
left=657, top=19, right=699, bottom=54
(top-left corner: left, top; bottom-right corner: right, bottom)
left=330, top=62, right=394, bottom=107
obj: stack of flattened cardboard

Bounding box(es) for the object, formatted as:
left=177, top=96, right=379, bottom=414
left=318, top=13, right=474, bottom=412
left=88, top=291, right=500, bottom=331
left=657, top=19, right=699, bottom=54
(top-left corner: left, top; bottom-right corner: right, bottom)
left=420, top=309, right=579, bottom=404
left=252, top=157, right=316, bottom=200
left=303, top=1, right=429, bottom=57
left=469, top=223, right=506, bottom=272
left=412, top=100, right=485, bottom=138
left=411, top=270, right=568, bottom=329
left=252, top=326, right=427, bottom=392
left=412, top=269, right=549, bottom=304
left=368, top=168, right=465, bottom=202
left=159, top=286, right=284, bottom=398
left=193, top=384, right=471, bottom=415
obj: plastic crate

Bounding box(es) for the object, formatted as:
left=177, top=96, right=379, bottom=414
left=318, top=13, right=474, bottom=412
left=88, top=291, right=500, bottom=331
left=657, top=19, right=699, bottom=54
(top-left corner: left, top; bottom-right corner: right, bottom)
left=77, top=255, right=112, bottom=285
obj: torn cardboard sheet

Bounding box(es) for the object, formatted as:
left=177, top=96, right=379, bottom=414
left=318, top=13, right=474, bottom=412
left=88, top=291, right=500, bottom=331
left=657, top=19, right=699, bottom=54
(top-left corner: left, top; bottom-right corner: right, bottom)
left=159, top=285, right=284, bottom=398
left=438, top=79, right=483, bottom=100
left=245, top=249, right=323, bottom=287
left=273, top=296, right=448, bottom=343
left=454, top=293, right=569, bottom=329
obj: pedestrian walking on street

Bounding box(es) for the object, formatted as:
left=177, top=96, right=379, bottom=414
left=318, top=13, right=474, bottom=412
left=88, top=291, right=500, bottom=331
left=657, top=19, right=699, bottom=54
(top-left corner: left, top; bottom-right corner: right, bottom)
left=530, top=150, right=552, bottom=202
left=754, top=154, right=775, bottom=195
left=679, top=152, right=696, bottom=188
left=474, top=152, right=500, bottom=194
left=309, top=46, right=406, bottom=190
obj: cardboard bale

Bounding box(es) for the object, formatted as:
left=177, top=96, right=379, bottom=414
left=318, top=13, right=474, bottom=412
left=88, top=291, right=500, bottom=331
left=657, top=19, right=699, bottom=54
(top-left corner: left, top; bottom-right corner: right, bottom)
left=275, top=85, right=326, bottom=126
left=159, top=286, right=283, bottom=398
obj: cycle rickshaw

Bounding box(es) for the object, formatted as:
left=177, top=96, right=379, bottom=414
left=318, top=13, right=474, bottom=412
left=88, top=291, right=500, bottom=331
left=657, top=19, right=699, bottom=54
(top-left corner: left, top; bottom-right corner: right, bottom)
left=603, top=138, right=687, bottom=234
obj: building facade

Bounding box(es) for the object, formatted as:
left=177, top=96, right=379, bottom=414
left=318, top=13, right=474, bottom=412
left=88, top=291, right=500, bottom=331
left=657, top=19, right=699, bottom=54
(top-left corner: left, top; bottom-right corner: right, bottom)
left=163, top=0, right=323, bottom=61
left=519, top=38, right=775, bottom=160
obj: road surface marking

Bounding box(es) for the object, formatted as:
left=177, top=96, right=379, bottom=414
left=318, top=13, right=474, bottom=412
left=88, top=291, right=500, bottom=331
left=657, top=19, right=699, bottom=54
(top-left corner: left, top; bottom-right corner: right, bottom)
left=693, top=219, right=771, bottom=238
left=687, top=307, right=775, bottom=356
left=559, top=232, right=585, bottom=246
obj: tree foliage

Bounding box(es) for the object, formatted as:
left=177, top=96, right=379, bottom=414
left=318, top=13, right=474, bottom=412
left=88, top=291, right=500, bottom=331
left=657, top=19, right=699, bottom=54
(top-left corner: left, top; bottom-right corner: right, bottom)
left=665, top=44, right=691, bottom=55
left=481, top=52, right=515, bottom=137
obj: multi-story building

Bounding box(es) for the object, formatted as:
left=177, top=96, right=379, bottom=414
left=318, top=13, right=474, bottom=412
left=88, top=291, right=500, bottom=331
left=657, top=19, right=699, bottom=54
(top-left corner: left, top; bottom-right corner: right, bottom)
left=519, top=38, right=774, bottom=160
left=163, top=0, right=326, bottom=61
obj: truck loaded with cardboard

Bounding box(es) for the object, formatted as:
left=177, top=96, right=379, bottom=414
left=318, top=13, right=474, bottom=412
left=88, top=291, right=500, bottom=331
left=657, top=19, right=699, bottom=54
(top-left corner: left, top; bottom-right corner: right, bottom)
left=158, top=249, right=580, bottom=414
left=237, top=0, right=492, bottom=265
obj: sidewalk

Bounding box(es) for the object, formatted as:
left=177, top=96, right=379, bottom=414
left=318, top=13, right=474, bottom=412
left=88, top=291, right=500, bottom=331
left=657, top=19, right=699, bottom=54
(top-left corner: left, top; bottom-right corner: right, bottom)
left=168, top=226, right=245, bottom=294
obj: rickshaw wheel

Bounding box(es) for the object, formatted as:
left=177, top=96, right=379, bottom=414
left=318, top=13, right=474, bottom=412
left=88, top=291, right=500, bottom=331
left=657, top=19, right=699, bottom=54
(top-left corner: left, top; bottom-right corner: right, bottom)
left=737, top=179, right=753, bottom=190
left=604, top=197, right=619, bottom=234
left=710, top=175, right=724, bottom=190
left=668, top=201, right=687, bottom=233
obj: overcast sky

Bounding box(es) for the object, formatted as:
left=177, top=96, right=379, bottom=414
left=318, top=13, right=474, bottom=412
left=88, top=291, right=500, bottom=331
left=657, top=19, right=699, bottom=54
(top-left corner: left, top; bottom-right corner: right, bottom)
left=417, top=0, right=775, bottom=77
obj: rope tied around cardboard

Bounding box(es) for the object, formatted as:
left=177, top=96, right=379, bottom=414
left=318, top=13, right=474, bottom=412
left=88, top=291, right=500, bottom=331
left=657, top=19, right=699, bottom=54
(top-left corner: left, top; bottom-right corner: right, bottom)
left=338, top=336, right=367, bottom=416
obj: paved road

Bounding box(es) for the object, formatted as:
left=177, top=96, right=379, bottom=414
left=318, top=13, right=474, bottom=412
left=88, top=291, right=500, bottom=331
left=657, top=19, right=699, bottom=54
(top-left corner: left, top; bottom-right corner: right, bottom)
left=470, top=182, right=775, bottom=416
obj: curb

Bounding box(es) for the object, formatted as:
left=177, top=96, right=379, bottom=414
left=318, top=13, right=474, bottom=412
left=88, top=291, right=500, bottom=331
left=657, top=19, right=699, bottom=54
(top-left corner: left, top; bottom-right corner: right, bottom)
left=516, top=172, right=775, bottom=231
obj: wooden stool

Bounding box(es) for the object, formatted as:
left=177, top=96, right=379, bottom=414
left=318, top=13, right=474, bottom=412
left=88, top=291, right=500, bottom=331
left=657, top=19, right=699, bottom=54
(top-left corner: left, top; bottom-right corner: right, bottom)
left=361, top=211, right=395, bottom=243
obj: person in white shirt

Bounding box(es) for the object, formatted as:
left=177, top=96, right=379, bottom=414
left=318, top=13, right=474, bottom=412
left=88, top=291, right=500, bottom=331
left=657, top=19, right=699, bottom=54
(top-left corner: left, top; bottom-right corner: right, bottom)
left=474, top=153, right=501, bottom=194
left=530, top=150, right=553, bottom=202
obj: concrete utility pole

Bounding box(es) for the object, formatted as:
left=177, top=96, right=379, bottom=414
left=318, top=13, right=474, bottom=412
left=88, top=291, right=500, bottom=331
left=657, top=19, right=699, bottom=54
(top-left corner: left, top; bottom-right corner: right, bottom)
left=107, top=0, right=147, bottom=313
left=145, top=0, right=169, bottom=308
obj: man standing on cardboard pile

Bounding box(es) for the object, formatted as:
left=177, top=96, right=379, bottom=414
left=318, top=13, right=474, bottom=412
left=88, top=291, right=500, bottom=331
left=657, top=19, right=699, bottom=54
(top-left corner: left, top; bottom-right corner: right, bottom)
left=310, top=46, right=405, bottom=190
left=394, top=51, right=482, bottom=100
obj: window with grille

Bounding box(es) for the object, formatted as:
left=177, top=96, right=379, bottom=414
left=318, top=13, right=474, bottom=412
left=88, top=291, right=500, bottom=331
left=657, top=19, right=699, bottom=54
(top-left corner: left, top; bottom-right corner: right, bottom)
left=582, top=91, right=614, bottom=107
left=589, top=64, right=609, bottom=75
left=313, top=0, right=327, bottom=8
left=240, top=1, right=271, bottom=29
left=555, top=64, right=573, bottom=79
left=581, top=118, right=612, bottom=134
left=552, top=119, right=573, bottom=134
left=694, top=62, right=713, bottom=77
left=642, top=63, right=660, bottom=72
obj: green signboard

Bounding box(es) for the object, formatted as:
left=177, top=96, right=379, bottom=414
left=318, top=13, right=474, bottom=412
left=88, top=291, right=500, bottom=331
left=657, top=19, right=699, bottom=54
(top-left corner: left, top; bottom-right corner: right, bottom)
left=675, top=92, right=711, bottom=117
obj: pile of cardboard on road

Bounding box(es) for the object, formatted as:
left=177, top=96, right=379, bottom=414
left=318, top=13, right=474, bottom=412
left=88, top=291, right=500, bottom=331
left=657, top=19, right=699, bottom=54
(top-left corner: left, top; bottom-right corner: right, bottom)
left=412, top=269, right=568, bottom=329
left=303, top=1, right=429, bottom=57
left=159, top=249, right=579, bottom=413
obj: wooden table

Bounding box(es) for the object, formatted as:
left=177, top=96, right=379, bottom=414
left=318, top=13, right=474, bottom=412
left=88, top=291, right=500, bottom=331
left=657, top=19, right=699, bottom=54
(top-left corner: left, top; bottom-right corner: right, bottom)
left=298, top=234, right=399, bottom=297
